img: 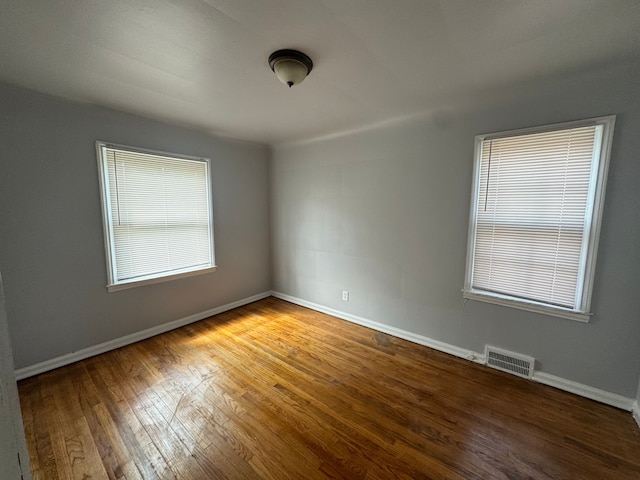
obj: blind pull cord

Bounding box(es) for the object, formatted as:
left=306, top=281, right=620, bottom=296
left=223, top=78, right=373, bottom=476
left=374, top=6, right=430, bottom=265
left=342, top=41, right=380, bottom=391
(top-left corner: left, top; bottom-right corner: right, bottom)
left=113, top=151, right=122, bottom=226
left=484, top=140, right=493, bottom=212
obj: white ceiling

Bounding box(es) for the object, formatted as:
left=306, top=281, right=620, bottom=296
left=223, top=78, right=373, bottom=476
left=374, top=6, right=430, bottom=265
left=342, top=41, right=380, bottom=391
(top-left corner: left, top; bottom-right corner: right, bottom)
left=1, top=0, right=639, bottom=145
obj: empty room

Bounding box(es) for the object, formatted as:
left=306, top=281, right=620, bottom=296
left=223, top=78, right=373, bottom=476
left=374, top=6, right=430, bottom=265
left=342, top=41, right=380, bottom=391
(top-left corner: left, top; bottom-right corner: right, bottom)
left=1, top=1, right=639, bottom=479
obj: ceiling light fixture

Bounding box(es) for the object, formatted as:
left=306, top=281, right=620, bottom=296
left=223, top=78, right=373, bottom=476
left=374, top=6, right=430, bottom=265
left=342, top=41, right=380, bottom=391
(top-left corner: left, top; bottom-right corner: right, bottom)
left=268, top=49, right=313, bottom=88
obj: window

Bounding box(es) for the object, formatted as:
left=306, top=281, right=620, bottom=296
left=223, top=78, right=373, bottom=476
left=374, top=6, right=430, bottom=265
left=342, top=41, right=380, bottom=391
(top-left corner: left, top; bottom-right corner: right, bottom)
left=463, top=116, right=615, bottom=321
left=96, top=142, right=215, bottom=292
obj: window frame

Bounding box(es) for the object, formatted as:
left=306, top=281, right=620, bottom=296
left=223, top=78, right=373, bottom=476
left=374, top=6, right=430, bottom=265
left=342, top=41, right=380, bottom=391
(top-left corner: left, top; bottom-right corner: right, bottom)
left=463, top=116, right=615, bottom=321
left=96, top=141, right=216, bottom=292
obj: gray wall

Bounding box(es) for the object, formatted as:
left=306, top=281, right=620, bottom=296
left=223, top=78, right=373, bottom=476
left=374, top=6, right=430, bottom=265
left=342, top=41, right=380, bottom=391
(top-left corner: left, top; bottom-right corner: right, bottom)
left=0, top=83, right=271, bottom=369
left=270, top=61, right=640, bottom=398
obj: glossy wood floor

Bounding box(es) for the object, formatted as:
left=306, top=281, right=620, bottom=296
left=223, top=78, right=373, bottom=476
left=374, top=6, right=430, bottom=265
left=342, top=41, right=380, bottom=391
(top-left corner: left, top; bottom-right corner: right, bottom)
left=19, top=297, right=640, bottom=479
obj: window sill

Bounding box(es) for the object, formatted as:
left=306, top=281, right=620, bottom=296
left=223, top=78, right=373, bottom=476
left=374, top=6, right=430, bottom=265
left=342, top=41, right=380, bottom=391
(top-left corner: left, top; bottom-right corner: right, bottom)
left=462, top=290, right=591, bottom=323
left=107, top=266, right=217, bottom=292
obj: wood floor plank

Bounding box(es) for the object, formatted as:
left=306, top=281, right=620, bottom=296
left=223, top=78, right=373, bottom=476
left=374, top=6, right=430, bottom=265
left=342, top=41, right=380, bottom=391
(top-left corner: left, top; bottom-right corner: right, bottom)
left=24, top=378, right=60, bottom=480
left=18, top=297, right=640, bottom=479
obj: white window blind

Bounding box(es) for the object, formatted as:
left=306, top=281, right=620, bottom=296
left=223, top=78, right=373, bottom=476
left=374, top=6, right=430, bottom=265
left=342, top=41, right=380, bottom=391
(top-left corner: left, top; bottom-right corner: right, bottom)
left=97, top=143, right=215, bottom=291
left=464, top=117, right=615, bottom=321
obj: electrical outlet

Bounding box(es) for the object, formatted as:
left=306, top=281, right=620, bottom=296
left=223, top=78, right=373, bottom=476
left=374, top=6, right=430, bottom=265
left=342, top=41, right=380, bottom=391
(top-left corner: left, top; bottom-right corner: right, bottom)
left=342, top=290, right=349, bottom=302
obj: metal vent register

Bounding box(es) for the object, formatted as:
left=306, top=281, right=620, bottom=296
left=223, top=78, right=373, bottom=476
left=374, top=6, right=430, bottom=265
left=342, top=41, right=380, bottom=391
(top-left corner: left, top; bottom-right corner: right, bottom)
left=485, top=346, right=535, bottom=379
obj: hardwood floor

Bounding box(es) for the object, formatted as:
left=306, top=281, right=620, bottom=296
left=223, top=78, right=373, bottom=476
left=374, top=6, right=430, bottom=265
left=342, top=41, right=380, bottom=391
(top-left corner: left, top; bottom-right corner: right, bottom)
left=18, top=297, right=640, bottom=479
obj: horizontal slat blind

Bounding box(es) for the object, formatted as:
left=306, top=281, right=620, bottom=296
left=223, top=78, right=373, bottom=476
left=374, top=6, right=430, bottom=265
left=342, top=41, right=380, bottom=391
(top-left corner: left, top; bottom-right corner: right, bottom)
left=472, top=125, right=601, bottom=309
left=104, top=147, right=212, bottom=283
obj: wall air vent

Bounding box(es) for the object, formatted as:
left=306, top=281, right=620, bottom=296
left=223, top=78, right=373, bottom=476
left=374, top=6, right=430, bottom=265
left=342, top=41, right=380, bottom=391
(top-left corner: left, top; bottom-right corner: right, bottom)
left=485, top=346, right=535, bottom=379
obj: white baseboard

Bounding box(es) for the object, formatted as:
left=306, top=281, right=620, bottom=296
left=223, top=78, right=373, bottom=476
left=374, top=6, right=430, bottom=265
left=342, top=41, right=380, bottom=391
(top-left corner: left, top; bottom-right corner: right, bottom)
left=633, top=401, right=640, bottom=430
left=272, top=291, right=636, bottom=413
left=15, top=291, right=271, bottom=380
left=272, top=291, right=486, bottom=365
left=532, top=372, right=635, bottom=411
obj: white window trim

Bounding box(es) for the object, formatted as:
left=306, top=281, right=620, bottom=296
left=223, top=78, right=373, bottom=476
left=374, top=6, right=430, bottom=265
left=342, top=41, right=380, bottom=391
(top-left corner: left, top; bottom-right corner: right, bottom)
left=104, top=266, right=217, bottom=293
left=463, top=115, right=615, bottom=321
left=96, top=141, right=216, bottom=292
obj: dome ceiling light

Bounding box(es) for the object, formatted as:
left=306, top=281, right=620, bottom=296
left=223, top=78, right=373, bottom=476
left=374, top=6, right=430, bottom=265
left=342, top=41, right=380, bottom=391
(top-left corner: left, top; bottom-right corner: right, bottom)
left=268, top=49, right=313, bottom=88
